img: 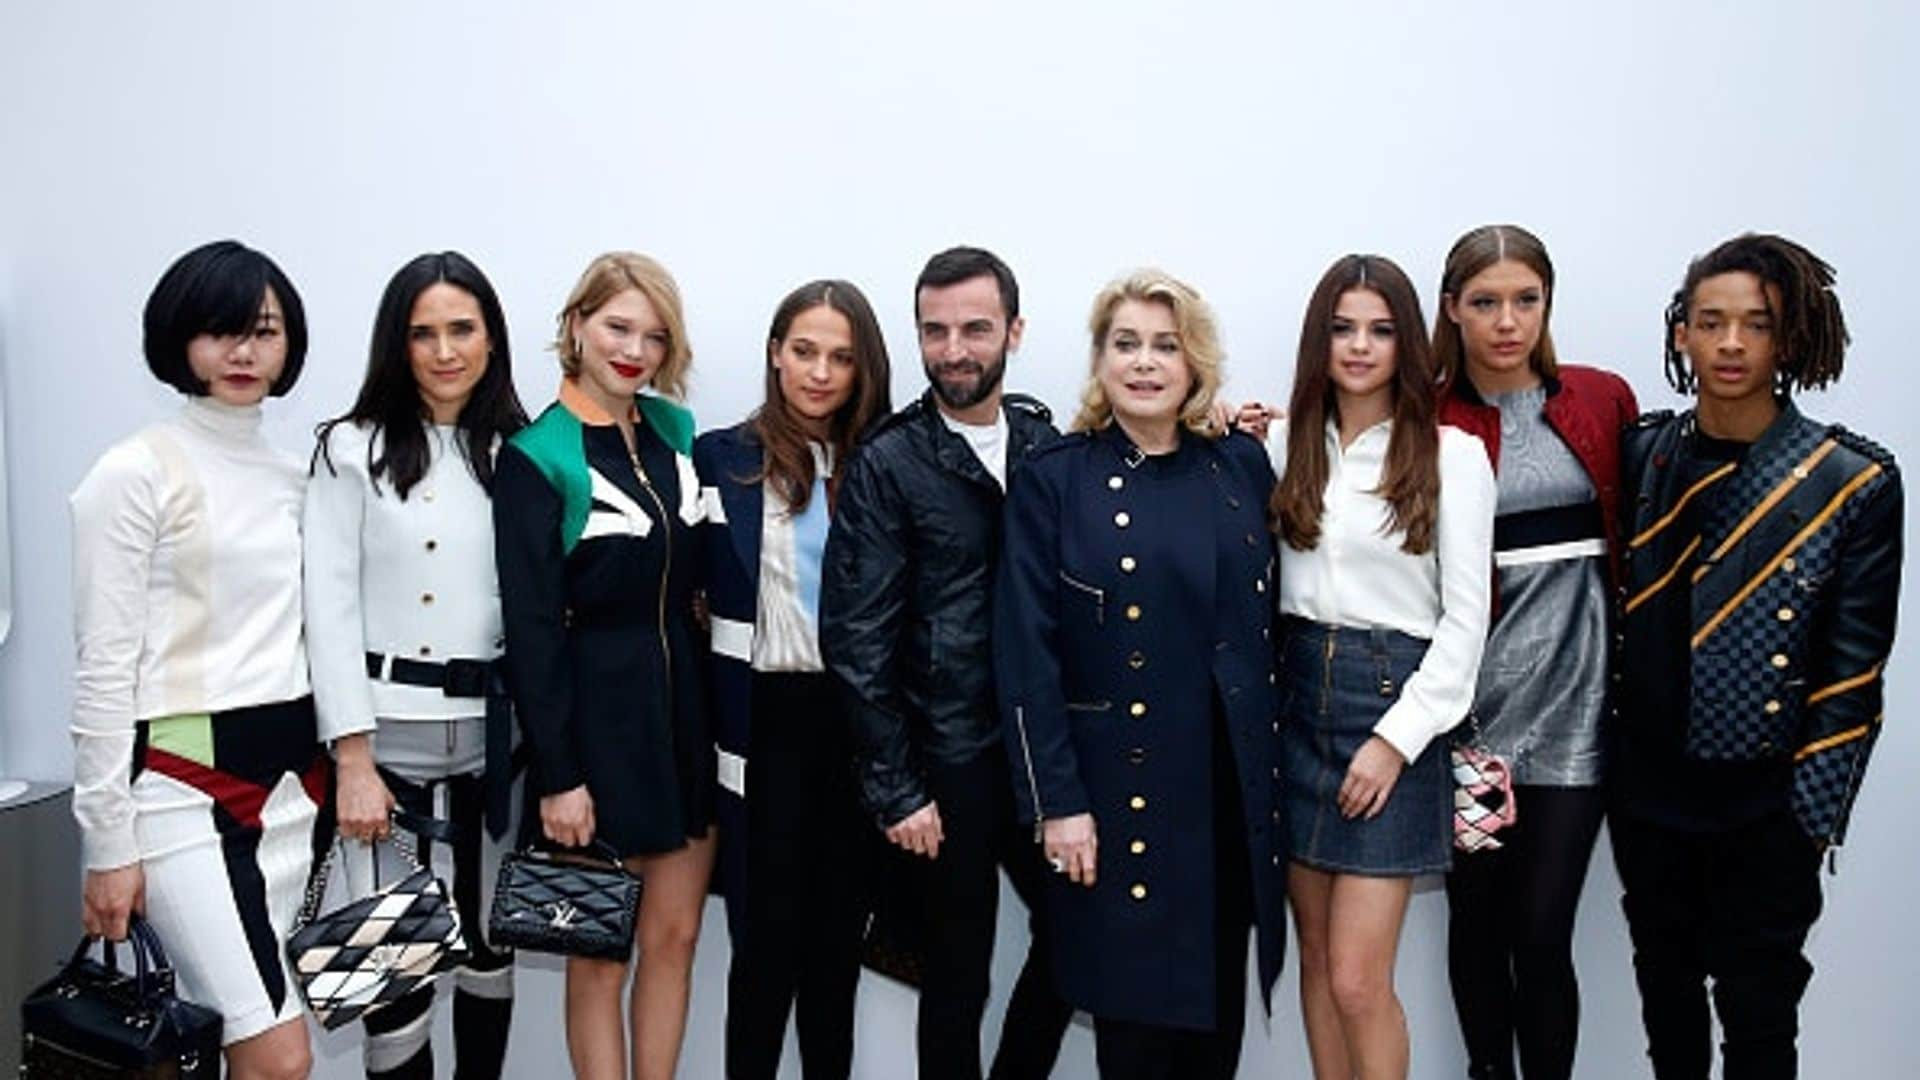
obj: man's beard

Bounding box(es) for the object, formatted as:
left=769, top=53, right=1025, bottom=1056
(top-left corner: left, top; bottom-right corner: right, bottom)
left=925, top=349, right=1008, bottom=412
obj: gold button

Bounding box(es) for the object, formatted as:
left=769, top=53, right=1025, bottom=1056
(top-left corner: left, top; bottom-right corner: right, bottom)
left=1771, top=654, right=1789, bottom=669
left=1130, top=883, right=1148, bottom=901
left=1119, top=556, right=1137, bottom=573
left=419, top=645, right=433, bottom=657
left=1125, top=604, right=1142, bottom=622
left=422, top=593, right=435, bottom=605
left=1129, top=701, right=1147, bottom=717
left=1115, top=511, right=1131, bottom=528
left=425, top=539, right=438, bottom=552
left=1764, top=700, right=1782, bottom=715
left=1108, top=475, right=1124, bottom=491
left=1129, top=795, right=1147, bottom=811
left=1129, top=839, right=1146, bottom=855
left=1778, top=607, right=1795, bottom=622
left=1782, top=557, right=1797, bottom=572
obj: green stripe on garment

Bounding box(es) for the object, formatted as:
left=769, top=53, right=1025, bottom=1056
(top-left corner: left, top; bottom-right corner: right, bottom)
left=146, top=713, right=215, bottom=767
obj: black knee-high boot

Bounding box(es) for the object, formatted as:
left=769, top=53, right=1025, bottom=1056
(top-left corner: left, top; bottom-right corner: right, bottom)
left=452, top=989, right=513, bottom=1080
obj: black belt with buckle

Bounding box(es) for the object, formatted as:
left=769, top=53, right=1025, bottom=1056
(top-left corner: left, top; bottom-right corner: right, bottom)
left=365, top=652, right=498, bottom=699
left=365, top=650, right=517, bottom=840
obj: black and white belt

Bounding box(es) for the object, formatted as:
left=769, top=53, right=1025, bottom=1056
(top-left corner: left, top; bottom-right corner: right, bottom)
left=365, top=652, right=501, bottom=699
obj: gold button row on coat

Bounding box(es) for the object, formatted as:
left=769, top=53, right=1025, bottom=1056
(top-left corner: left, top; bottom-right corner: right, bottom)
left=1129, top=795, right=1147, bottom=811
left=1109, top=475, right=1125, bottom=491
left=1120, top=556, right=1136, bottom=573
left=1129, top=701, right=1147, bottom=717
left=1129, top=839, right=1147, bottom=855
left=1114, top=511, right=1131, bottom=528
left=1778, top=607, right=1795, bottom=622
left=1130, top=884, right=1148, bottom=901
left=1125, top=604, right=1142, bottom=622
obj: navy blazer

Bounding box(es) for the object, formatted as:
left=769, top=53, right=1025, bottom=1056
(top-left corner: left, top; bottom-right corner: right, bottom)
left=692, top=422, right=767, bottom=924
left=995, top=424, right=1285, bottom=1030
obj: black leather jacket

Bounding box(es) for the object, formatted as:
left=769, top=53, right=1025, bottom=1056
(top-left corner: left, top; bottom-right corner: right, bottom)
left=1619, top=403, right=1902, bottom=848
left=821, top=391, right=1058, bottom=825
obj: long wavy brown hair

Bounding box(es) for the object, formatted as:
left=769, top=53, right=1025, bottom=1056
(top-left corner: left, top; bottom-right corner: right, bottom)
left=1272, top=255, right=1441, bottom=555
left=1432, top=223, right=1560, bottom=386
left=750, top=280, right=892, bottom=513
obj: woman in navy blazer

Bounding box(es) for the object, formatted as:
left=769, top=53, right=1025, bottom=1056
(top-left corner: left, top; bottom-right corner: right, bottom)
left=995, top=270, right=1284, bottom=1078
left=692, top=280, right=892, bottom=1080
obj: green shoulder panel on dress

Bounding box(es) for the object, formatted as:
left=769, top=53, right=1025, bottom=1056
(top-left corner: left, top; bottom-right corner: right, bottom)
left=510, top=403, right=591, bottom=554
left=639, top=395, right=695, bottom=456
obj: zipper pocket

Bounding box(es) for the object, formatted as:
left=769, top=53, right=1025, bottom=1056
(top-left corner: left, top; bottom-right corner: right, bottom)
left=1059, top=570, right=1105, bottom=624
left=1013, top=704, right=1045, bottom=841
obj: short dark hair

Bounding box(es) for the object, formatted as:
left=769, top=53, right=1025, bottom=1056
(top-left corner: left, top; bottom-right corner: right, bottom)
left=913, top=246, right=1019, bottom=323
left=1663, top=232, right=1849, bottom=396
left=143, top=240, right=308, bottom=397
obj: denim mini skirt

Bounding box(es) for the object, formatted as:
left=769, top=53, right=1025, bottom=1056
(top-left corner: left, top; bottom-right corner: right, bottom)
left=1277, top=616, right=1451, bottom=876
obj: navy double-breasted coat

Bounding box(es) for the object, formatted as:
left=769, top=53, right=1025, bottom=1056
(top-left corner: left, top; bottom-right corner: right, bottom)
left=994, top=424, right=1285, bottom=1031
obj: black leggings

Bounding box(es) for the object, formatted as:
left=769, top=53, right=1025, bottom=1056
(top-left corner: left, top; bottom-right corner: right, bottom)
left=1444, top=785, right=1606, bottom=1080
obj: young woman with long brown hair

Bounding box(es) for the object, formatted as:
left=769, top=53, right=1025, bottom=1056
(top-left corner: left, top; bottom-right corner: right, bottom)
left=1270, top=254, right=1495, bottom=1080
left=693, top=279, right=892, bottom=1079
left=1432, top=224, right=1638, bottom=1080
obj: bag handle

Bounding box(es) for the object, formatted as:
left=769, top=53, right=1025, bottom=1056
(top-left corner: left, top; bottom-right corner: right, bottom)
left=67, top=914, right=174, bottom=998
left=519, top=837, right=633, bottom=874
left=296, top=809, right=460, bottom=927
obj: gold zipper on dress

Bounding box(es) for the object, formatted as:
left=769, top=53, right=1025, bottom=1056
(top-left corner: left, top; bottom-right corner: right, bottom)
left=628, top=445, right=675, bottom=713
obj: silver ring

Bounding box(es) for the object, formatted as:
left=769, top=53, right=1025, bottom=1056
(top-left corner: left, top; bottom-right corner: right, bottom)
left=1049, top=856, right=1065, bottom=874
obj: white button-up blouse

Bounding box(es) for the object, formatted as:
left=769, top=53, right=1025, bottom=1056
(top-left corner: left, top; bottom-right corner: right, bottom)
left=303, top=422, right=503, bottom=742
left=1269, top=418, right=1497, bottom=763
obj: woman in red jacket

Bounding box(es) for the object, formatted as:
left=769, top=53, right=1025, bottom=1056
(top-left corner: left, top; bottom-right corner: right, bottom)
left=1432, top=225, right=1638, bottom=1080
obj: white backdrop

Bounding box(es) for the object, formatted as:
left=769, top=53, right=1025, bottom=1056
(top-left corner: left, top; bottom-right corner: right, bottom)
left=2, top=2, right=1916, bottom=1076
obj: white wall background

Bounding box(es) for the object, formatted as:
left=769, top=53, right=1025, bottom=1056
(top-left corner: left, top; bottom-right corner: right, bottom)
left=3, top=2, right=1916, bottom=1076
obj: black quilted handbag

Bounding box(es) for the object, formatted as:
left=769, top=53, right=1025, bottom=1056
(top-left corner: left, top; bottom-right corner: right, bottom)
left=488, top=840, right=640, bottom=961
left=20, top=915, right=222, bottom=1077
left=285, top=810, right=467, bottom=1030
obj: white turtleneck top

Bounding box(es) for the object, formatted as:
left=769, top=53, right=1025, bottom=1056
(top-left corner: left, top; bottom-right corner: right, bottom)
left=69, top=397, right=309, bottom=870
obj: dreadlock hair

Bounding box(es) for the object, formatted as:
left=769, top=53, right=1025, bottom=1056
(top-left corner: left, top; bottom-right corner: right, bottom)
left=1663, top=233, right=1849, bottom=396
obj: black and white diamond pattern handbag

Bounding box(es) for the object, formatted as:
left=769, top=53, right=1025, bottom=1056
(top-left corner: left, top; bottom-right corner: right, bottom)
left=286, top=810, right=467, bottom=1030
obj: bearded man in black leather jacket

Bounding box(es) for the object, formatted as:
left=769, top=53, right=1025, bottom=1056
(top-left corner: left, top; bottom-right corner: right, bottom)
left=1612, top=233, right=1902, bottom=1080
left=821, top=247, right=1071, bottom=1080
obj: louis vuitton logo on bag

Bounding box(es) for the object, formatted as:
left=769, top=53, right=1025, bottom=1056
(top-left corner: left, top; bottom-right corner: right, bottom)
left=547, top=899, right=581, bottom=929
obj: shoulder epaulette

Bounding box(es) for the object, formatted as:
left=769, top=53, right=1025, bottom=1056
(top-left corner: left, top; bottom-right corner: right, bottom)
left=1028, top=430, right=1091, bottom=461
left=1829, top=425, right=1899, bottom=472
left=1004, top=393, right=1053, bottom=421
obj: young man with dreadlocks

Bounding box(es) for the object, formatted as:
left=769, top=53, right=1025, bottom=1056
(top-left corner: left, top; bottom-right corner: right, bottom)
left=1610, top=233, right=1903, bottom=1079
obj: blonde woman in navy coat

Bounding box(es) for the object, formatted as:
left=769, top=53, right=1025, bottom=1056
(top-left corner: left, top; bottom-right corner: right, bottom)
left=692, top=280, right=892, bottom=1079
left=994, top=270, right=1284, bottom=1079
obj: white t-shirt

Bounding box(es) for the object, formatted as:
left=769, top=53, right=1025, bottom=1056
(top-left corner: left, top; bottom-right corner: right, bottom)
left=939, top=407, right=1010, bottom=488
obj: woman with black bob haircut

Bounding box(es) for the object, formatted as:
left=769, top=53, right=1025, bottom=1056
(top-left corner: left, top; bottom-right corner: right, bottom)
left=696, top=279, right=892, bottom=1079
left=72, top=240, right=327, bottom=1079
left=304, top=251, right=530, bottom=1079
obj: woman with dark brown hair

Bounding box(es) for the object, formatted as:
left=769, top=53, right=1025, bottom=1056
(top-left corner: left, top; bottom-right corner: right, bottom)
left=692, top=280, right=892, bottom=1079
left=1270, top=254, right=1495, bottom=1079
left=1432, top=224, right=1639, bottom=1080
